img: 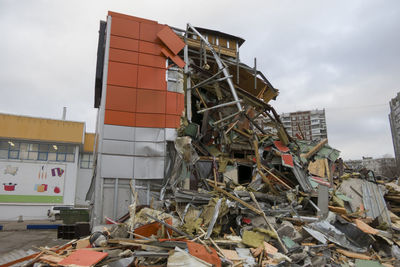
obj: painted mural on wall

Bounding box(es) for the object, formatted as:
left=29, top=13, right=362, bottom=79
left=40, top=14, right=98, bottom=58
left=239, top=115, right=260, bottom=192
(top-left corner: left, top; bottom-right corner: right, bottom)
left=0, top=162, right=65, bottom=203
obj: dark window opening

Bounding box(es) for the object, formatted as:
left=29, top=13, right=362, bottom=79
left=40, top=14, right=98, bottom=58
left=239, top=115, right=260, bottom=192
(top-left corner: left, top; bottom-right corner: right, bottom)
left=238, top=165, right=252, bottom=184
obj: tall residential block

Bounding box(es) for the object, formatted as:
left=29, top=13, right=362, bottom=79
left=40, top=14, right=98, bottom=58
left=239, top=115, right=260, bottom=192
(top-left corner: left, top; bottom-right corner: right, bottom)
left=389, top=92, right=400, bottom=169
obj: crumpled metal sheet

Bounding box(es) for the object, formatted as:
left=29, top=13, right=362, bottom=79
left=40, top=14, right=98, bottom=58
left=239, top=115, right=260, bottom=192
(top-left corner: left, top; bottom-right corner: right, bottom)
left=292, top=164, right=313, bottom=192
left=362, top=180, right=391, bottom=228
left=306, top=221, right=367, bottom=253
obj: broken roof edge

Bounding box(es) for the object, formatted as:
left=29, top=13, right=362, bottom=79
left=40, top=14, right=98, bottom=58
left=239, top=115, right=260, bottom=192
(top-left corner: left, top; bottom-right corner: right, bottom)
left=194, top=27, right=245, bottom=47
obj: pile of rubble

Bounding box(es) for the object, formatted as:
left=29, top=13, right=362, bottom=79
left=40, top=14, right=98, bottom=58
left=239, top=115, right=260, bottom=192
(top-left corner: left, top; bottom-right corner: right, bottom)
left=7, top=140, right=400, bottom=266
left=5, top=23, right=400, bottom=267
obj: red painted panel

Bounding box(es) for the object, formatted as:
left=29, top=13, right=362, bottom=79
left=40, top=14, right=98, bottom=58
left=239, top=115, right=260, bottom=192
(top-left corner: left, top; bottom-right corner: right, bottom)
left=111, top=17, right=140, bottom=39
left=139, top=41, right=162, bottom=55
left=140, top=22, right=160, bottom=43
left=157, top=26, right=185, bottom=55
left=135, top=113, right=165, bottom=128
left=110, top=35, right=139, bottom=51
left=166, top=114, right=180, bottom=128
left=166, top=92, right=177, bottom=115
left=109, top=48, right=138, bottom=64
left=106, top=86, right=136, bottom=112
left=138, top=53, right=165, bottom=68
left=136, top=89, right=166, bottom=114
left=137, top=66, right=166, bottom=90
left=108, top=62, right=137, bottom=87
left=105, top=110, right=135, bottom=127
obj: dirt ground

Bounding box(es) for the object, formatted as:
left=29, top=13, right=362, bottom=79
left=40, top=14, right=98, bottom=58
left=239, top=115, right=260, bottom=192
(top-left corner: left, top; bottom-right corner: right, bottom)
left=0, top=230, right=68, bottom=255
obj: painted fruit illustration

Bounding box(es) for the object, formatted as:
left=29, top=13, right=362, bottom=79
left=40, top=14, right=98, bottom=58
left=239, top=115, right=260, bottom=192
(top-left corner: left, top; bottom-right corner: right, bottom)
left=3, top=183, right=17, bottom=191
left=54, top=186, right=60, bottom=194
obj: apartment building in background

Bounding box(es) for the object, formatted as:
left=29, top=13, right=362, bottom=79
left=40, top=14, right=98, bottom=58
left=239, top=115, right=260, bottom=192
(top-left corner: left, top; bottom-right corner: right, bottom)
left=258, top=109, right=328, bottom=141
left=389, top=92, right=400, bottom=170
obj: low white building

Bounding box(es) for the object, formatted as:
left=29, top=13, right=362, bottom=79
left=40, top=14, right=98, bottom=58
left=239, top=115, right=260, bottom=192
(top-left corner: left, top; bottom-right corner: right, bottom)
left=0, top=113, right=94, bottom=221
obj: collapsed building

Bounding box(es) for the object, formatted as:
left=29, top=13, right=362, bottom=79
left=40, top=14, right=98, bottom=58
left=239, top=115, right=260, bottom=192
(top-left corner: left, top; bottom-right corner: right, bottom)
left=5, top=11, right=400, bottom=267
left=87, top=11, right=283, bottom=225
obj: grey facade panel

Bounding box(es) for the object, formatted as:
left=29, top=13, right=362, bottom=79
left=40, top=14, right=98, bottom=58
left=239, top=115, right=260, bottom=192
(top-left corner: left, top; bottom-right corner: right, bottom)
left=102, top=139, right=135, bottom=155
left=166, top=128, right=177, bottom=141
left=135, top=127, right=165, bottom=142
left=134, top=156, right=164, bottom=179
left=101, top=154, right=134, bottom=178
left=103, top=124, right=135, bottom=141
left=134, top=142, right=165, bottom=157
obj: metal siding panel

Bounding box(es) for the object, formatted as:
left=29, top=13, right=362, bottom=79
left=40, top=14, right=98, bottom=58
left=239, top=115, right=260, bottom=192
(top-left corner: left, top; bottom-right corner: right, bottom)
left=134, top=142, right=165, bottom=157
left=133, top=157, right=164, bottom=179
left=139, top=22, right=161, bottom=43
left=104, top=110, right=135, bottom=127
left=110, top=35, right=139, bottom=51
left=103, top=139, right=135, bottom=155
left=135, top=113, right=165, bottom=128
left=139, top=41, right=162, bottom=55
left=138, top=53, right=166, bottom=68
left=137, top=65, right=166, bottom=90
left=136, top=89, right=166, bottom=114
left=101, top=155, right=134, bottom=178
left=111, top=16, right=140, bottom=39
left=157, top=26, right=185, bottom=55
left=134, top=127, right=165, bottom=142
left=165, top=128, right=177, bottom=141
left=108, top=61, right=138, bottom=88
left=109, top=48, right=138, bottom=64
left=166, top=114, right=180, bottom=128
left=105, top=86, right=136, bottom=113
left=166, top=92, right=178, bottom=115
left=103, top=124, right=135, bottom=141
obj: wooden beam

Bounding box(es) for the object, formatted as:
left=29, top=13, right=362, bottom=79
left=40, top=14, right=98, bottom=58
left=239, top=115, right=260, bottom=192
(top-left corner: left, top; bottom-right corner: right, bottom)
left=301, top=138, right=328, bottom=159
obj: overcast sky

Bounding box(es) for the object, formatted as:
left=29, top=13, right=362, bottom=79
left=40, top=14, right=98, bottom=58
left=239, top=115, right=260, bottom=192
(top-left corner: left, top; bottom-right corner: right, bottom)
left=0, top=0, right=399, bottom=160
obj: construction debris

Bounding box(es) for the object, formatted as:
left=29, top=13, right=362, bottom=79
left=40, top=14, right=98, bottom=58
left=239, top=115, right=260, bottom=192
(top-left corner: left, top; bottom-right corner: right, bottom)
left=4, top=13, right=400, bottom=267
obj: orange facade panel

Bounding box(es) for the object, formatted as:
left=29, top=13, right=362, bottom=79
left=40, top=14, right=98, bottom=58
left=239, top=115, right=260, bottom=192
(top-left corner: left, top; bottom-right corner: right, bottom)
left=161, top=47, right=185, bottom=69
left=106, top=86, right=136, bottom=113
left=109, top=48, right=138, bottom=64
left=111, top=16, right=140, bottom=39
left=108, top=61, right=138, bottom=88
left=109, top=11, right=158, bottom=25
left=105, top=110, right=135, bottom=127
left=166, top=92, right=177, bottom=115
left=135, top=113, right=165, bottom=128
left=110, top=35, right=139, bottom=51
left=166, top=114, right=180, bottom=128
left=139, top=41, right=162, bottom=56
left=139, top=22, right=162, bottom=43
left=137, top=65, right=166, bottom=90
left=136, top=89, right=166, bottom=114
left=157, top=26, right=185, bottom=55
left=138, top=53, right=165, bottom=69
